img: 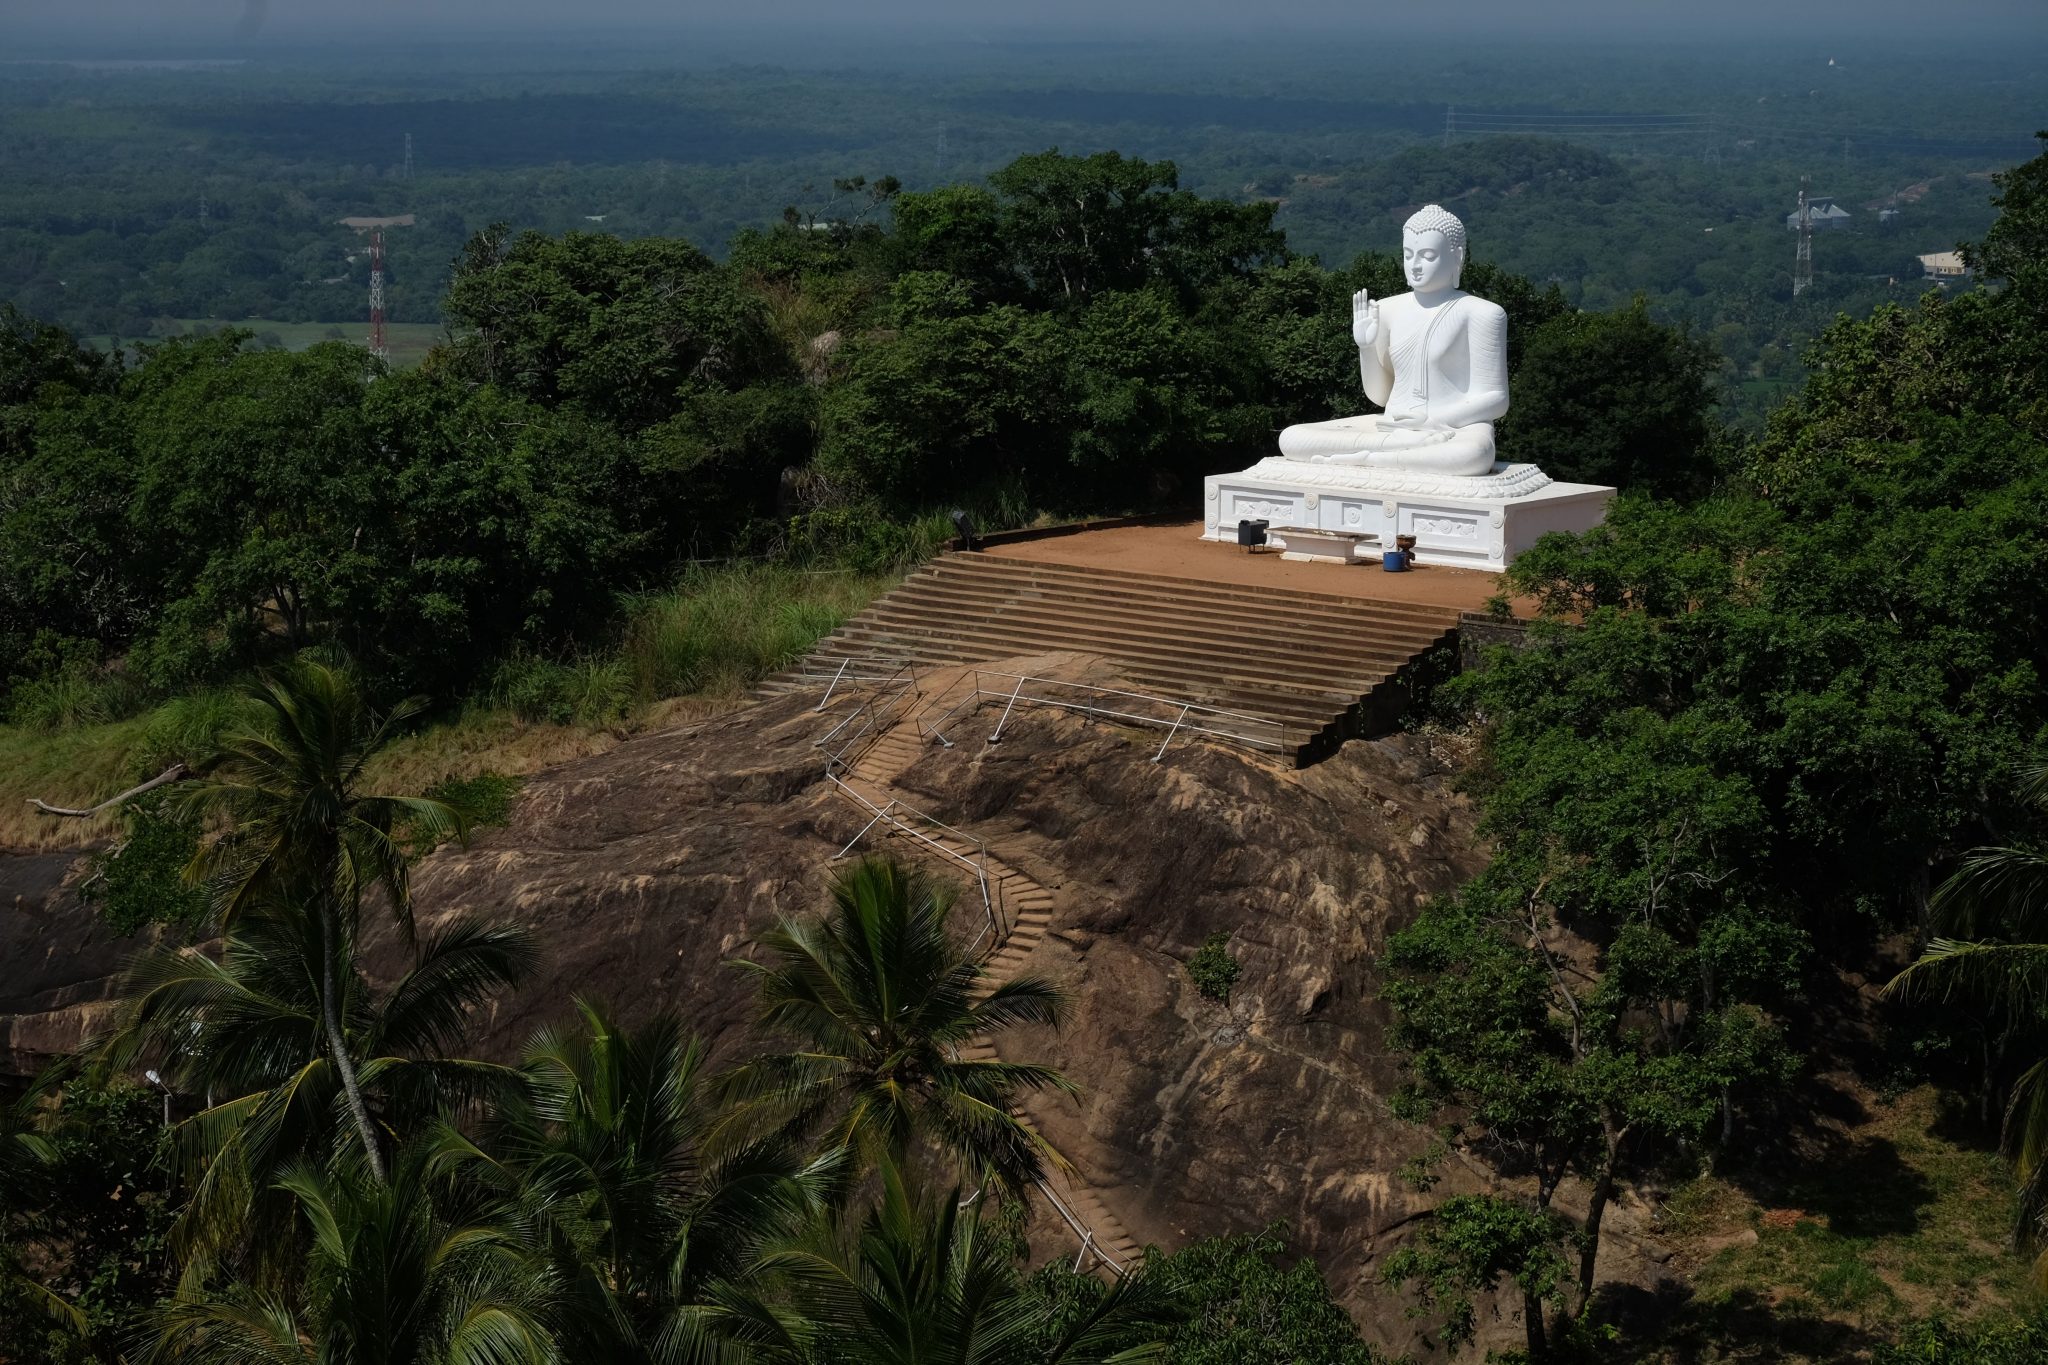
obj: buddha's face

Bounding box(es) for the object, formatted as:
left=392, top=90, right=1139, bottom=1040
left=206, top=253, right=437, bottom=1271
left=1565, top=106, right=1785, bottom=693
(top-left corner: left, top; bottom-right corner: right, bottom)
left=1403, top=229, right=1460, bottom=293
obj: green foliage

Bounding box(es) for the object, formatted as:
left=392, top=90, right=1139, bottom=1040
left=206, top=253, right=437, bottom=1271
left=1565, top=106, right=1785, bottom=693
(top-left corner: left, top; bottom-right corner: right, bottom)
left=1498, top=299, right=1722, bottom=498
left=133, top=687, right=252, bottom=774
left=489, top=653, right=633, bottom=728
left=0, top=1076, right=174, bottom=1365
left=150, top=1140, right=558, bottom=1365
left=738, top=1159, right=1176, bottom=1365
left=1886, top=760, right=2048, bottom=1270
left=1152, top=1224, right=1389, bottom=1365
left=728, top=856, right=1076, bottom=1196
left=619, top=563, right=891, bottom=699
left=1874, top=1313, right=2048, bottom=1364
left=1183, top=933, right=1242, bottom=1004
left=422, top=771, right=523, bottom=831
left=1381, top=1194, right=1574, bottom=1353
left=81, top=793, right=209, bottom=936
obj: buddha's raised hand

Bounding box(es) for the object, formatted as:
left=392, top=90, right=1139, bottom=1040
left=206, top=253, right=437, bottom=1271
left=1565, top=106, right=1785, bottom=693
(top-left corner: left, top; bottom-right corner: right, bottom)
left=1351, top=288, right=1379, bottom=348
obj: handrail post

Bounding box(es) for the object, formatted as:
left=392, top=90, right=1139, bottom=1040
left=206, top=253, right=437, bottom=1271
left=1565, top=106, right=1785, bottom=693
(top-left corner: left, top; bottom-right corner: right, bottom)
left=816, top=658, right=852, bottom=712
left=980, top=848, right=999, bottom=944
left=1074, top=1229, right=1096, bottom=1274
left=1153, top=703, right=1192, bottom=763
left=834, top=799, right=895, bottom=860
left=989, top=674, right=1027, bottom=745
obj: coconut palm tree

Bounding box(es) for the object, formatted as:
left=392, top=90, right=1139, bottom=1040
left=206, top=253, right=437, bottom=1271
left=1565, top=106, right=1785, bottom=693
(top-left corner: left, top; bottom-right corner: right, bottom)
left=0, top=1077, right=89, bottom=1343
left=101, top=907, right=534, bottom=1278
left=440, top=1000, right=842, bottom=1364
left=721, top=1158, right=1172, bottom=1365
left=144, top=1139, right=557, bottom=1365
left=176, top=656, right=466, bottom=1183
left=726, top=857, right=1076, bottom=1198
left=1886, top=759, right=2048, bottom=1269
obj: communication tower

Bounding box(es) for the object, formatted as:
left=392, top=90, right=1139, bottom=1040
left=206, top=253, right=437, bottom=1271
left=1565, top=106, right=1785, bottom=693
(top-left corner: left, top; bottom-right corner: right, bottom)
left=199, top=194, right=209, bottom=226
left=1793, top=177, right=1814, bottom=297
left=368, top=227, right=388, bottom=361
left=1443, top=105, right=1455, bottom=147
left=403, top=132, right=414, bottom=181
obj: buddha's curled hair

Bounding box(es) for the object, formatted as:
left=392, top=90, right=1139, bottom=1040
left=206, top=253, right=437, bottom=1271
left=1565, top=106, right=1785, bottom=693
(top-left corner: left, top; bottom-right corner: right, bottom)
left=1403, top=203, right=1467, bottom=256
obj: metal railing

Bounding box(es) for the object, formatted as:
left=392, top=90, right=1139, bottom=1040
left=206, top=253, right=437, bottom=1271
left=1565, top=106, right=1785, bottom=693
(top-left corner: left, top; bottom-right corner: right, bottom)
left=804, top=664, right=1129, bottom=1283
left=915, top=669, right=1286, bottom=758
left=1035, top=1174, right=1129, bottom=1278
left=822, top=766, right=1009, bottom=957
left=812, top=666, right=1008, bottom=958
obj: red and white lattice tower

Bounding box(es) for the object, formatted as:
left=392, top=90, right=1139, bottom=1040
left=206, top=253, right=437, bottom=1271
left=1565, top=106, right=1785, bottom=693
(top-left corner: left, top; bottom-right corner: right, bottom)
left=367, top=227, right=388, bottom=361
left=1793, top=177, right=1814, bottom=298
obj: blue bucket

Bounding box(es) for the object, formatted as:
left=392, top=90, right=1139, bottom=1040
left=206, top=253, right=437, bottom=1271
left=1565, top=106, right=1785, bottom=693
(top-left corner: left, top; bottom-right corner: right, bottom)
left=1382, top=550, right=1409, bottom=572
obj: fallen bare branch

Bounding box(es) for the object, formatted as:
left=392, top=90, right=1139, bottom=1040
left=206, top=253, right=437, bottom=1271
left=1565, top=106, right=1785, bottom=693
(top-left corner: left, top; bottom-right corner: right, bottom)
left=29, top=763, right=190, bottom=818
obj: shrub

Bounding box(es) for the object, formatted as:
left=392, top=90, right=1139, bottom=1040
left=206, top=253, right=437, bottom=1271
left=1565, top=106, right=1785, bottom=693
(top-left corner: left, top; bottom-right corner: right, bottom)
left=423, top=771, right=523, bottom=829
left=134, top=689, right=253, bottom=773
left=80, top=793, right=208, bottom=936
left=490, top=654, right=631, bottom=727
left=622, top=563, right=887, bottom=700
left=6, top=667, right=145, bottom=732
left=1185, top=932, right=1242, bottom=1003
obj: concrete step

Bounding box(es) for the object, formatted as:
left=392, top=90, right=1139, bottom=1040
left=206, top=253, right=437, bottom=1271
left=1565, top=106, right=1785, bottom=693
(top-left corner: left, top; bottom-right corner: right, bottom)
left=845, top=596, right=1437, bottom=690
left=953, top=552, right=1462, bottom=626
left=900, top=568, right=1456, bottom=651
left=804, top=655, right=1332, bottom=749
left=820, top=627, right=1389, bottom=716
left=787, top=552, right=1462, bottom=764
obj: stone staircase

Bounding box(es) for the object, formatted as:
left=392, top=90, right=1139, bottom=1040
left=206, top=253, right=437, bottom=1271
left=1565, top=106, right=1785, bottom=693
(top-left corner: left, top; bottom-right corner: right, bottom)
left=766, top=551, right=1462, bottom=764
left=820, top=670, right=1143, bottom=1278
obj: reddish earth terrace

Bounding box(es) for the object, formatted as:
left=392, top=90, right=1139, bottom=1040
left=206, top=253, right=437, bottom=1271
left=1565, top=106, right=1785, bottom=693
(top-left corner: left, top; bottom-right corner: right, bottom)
left=984, top=517, right=1528, bottom=615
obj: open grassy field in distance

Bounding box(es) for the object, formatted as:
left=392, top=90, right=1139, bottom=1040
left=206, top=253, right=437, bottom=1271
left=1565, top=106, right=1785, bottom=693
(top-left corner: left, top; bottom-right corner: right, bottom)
left=87, top=320, right=446, bottom=368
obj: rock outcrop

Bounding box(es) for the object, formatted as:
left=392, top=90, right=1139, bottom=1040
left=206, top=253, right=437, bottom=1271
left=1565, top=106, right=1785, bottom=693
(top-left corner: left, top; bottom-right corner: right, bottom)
left=0, top=654, right=1648, bottom=1351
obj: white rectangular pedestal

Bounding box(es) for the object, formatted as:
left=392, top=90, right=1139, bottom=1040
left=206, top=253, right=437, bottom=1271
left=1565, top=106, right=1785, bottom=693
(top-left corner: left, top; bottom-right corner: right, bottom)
left=1202, top=470, right=1615, bottom=571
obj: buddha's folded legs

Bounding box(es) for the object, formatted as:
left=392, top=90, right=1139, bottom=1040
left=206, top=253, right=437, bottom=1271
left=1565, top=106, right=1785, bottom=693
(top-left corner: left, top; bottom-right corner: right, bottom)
left=1277, top=416, right=1497, bottom=477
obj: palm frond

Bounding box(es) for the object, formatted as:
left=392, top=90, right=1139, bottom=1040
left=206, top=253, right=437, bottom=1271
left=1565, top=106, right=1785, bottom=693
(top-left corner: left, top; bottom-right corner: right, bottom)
left=1885, top=938, right=2048, bottom=1017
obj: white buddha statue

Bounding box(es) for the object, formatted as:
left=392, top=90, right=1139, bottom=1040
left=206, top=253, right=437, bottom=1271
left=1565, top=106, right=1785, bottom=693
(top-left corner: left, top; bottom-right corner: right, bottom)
left=1277, top=204, right=1508, bottom=478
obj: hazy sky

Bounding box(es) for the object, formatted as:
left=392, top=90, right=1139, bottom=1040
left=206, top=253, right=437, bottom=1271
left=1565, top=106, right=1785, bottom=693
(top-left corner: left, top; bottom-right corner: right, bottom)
left=10, top=0, right=2048, bottom=44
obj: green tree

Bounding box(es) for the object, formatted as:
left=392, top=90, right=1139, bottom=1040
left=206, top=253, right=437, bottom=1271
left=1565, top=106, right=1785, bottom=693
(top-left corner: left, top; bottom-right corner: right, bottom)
left=1127, top=1224, right=1387, bottom=1365
left=727, top=857, right=1075, bottom=1197
left=101, top=907, right=532, bottom=1275
left=0, top=1076, right=170, bottom=1365
left=175, top=658, right=467, bottom=1182
left=447, top=1000, right=839, bottom=1364
left=442, top=226, right=788, bottom=431
left=1498, top=300, right=1722, bottom=499
left=120, top=334, right=384, bottom=687
left=1886, top=760, right=2048, bottom=1275
left=731, top=1160, right=1173, bottom=1365
left=1381, top=1195, right=1574, bottom=1360
left=146, top=1141, right=558, bottom=1365
left=986, top=149, right=1281, bottom=308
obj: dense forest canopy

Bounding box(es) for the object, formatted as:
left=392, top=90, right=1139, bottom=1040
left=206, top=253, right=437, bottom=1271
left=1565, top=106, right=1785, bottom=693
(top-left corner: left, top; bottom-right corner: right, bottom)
left=0, top=141, right=1732, bottom=713
left=5, top=28, right=2048, bottom=1364
left=0, top=35, right=2038, bottom=421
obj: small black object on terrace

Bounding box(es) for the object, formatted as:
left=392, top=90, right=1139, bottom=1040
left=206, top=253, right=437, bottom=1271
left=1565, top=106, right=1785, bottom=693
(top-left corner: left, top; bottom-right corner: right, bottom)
left=1237, top=518, right=1270, bottom=552
left=951, top=509, right=979, bottom=551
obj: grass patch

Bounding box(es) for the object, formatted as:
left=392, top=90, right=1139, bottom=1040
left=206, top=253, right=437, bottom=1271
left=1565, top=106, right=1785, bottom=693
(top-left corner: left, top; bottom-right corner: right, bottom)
left=2, top=561, right=893, bottom=851
left=1675, top=1087, right=2037, bottom=1342
left=621, top=563, right=895, bottom=701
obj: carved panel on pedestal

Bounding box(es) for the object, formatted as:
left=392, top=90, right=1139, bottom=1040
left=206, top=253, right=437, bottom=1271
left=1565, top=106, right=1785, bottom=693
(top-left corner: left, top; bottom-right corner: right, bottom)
left=1411, top=513, right=1481, bottom=541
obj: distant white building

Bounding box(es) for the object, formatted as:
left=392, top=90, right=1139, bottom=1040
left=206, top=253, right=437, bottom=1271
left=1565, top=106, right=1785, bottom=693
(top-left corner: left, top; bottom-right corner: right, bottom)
left=1918, top=251, right=1973, bottom=282
left=1786, top=196, right=1853, bottom=231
